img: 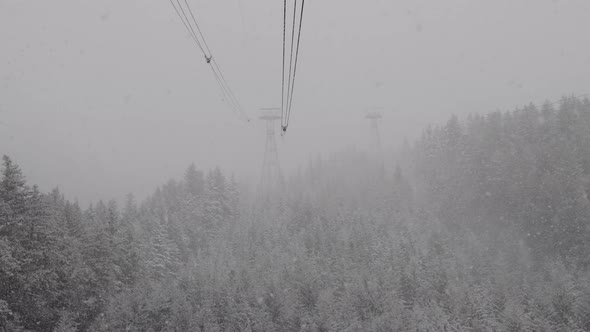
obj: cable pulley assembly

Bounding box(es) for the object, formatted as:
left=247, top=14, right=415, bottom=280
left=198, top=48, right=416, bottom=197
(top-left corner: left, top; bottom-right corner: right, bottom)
left=167, top=0, right=250, bottom=122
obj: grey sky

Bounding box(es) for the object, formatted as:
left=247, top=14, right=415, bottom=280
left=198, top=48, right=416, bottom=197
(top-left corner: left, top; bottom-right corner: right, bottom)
left=1, top=0, right=590, bottom=204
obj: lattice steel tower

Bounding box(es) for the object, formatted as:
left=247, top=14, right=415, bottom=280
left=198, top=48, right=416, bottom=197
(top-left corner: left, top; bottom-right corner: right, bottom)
left=259, top=108, right=283, bottom=196
left=366, top=111, right=383, bottom=154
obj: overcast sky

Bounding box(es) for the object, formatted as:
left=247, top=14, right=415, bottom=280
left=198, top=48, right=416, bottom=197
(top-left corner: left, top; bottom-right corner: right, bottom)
left=1, top=0, right=590, bottom=204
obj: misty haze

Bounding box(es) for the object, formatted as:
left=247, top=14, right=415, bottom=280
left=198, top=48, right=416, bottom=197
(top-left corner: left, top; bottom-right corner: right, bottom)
left=1, top=0, right=590, bottom=331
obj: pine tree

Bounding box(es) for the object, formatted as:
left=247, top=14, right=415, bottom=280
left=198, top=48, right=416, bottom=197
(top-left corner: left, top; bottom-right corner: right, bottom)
left=0, top=155, right=30, bottom=232
left=185, top=163, right=205, bottom=198
left=64, top=200, right=84, bottom=238
left=106, top=200, right=119, bottom=236
left=227, top=174, right=240, bottom=221
left=146, top=222, right=181, bottom=281
left=122, top=193, right=138, bottom=226
left=204, top=168, right=227, bottom=228
left=53, top=311, right=79, bottom=332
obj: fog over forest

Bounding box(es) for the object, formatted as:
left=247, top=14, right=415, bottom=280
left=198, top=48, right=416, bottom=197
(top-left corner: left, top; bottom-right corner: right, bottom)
left=1, top=0, right=590, bottom=331
left=2, top=0, right=590, bottom=204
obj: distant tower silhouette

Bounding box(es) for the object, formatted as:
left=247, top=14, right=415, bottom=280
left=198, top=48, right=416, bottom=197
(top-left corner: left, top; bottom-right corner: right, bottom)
left=259, top=108, right=283, bottom=197
left=365, top=111, right=383, bottom=155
